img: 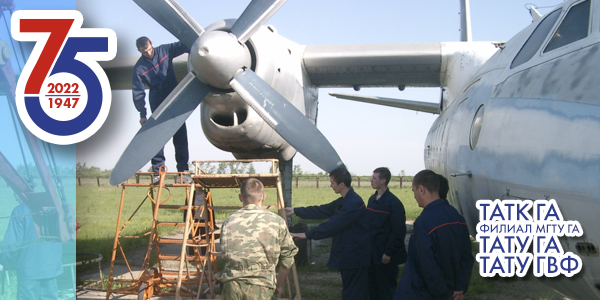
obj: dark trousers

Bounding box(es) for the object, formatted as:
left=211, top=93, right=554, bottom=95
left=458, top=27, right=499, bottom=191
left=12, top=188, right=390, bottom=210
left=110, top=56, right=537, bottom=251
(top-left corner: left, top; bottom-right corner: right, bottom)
left=152, top=123, right=189, bottom=172
left=340, top=267, right=369, bottom=300
left=368, top=262, right=399, bottom=300
left=18, top=277, right=58, bottom=300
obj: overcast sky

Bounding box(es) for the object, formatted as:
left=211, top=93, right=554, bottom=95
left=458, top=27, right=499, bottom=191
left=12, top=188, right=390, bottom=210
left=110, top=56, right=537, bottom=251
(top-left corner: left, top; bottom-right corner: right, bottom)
left=74, top=0, right=560, bottom=176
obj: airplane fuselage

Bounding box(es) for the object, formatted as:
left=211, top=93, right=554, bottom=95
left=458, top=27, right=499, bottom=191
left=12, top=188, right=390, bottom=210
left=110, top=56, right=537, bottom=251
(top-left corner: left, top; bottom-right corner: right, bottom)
left=426, top=1, right=600, bottom=298
left=99, top=0, right=600, bottom=298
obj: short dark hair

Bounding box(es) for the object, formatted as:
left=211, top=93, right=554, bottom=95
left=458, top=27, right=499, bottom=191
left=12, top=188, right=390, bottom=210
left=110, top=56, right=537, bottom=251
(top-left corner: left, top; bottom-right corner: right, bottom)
left=330, top=167, right=351, bottom=187
left=412, top=170, right=440, bottom=194
left=240, top=178, right=264, bottom=203
left=438, top=174, right=449, bottom=199
left=136, top=36, right=151, bottom=49
left=373, top=167, right=391, bottom=186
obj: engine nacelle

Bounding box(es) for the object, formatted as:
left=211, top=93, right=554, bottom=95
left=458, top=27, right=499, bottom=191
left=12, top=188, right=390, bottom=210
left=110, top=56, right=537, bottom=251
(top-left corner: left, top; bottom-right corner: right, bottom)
left=198, top=19, right=318, bottom=162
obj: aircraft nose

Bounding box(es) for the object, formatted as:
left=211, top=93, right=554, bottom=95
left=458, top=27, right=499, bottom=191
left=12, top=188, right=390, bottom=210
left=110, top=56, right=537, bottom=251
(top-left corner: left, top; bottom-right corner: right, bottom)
left=189, top=30, right=252, bottom=90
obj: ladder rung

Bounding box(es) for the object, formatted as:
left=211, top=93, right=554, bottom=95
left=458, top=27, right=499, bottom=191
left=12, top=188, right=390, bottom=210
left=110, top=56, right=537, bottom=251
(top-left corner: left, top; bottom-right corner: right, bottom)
left=159, top=254, right=204, bottom=261
left=160, top=270, right=209, bottom=277
left=157, top=222, right=207, bottom=227
left=159, top=204, right=202, bottom=210
left=147, top=278, right=203, bottom=284
left=209, top=205, right=277, bottom=210
left=157, top=237, right=209, bottom=245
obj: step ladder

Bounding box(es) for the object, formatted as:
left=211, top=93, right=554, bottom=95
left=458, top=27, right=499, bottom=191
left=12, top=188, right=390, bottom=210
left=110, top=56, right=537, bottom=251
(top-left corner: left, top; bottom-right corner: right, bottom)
left=106, top=159, right=301, bottom=300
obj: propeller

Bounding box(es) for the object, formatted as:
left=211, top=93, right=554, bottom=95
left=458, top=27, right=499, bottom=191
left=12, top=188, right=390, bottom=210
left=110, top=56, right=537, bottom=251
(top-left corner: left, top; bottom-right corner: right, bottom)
left=230, top=0, right=288, bottom=44
left=132, top=0, right=204, bottom=48
left=231, top=70, right=344, bottom=172
left=109, top=74, right=210, bottom=185
left=110, top=0, right=344, bottom=185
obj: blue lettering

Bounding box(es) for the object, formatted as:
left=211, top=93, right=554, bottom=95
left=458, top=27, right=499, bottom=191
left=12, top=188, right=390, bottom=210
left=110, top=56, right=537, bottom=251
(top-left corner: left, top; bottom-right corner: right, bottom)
left=505, top=203, right=514, bottom=220
left=547, top=256, right=558, bottom=274
left=516, top=236, right=530, bottom=253
left=545, top=203, right=561, bottom=221
left=517, top=202, right=530, bottom=220
left=516, top=256, right=530, bottom=273
left=490, top=256, right=505, bottom=273
left=545, top=236, right=561, bottom=254
left=479, top=202, right=490, bottom=220
left=536, top=202, right=546, bottom=221
left=491, top=236, right=505, bottom=253
left=490, top=204, right=505, bottom=221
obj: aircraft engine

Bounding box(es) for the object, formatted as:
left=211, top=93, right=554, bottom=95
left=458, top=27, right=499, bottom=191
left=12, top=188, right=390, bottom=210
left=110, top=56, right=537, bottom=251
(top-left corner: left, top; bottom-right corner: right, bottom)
left=108, top=0, right=342, bottom=185
left=197, top=19, right=316, bottom=162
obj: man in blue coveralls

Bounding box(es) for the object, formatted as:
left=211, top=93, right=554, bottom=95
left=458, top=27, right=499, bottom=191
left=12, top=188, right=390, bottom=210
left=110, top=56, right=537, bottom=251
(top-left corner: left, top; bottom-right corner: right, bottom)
left=395, top=170, right=474, bottom=300
left=367, top=167, right=407, bottom=300
left=132, top=36, right=191, bottom=184
left=0, top=196, right=63, bottom=300
left=285, top=167, right=370, bottom=300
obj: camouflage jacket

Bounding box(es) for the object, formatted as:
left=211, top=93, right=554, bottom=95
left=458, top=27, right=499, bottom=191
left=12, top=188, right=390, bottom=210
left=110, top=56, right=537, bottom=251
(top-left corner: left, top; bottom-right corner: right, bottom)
left=219, top=204, right=298, bottom=288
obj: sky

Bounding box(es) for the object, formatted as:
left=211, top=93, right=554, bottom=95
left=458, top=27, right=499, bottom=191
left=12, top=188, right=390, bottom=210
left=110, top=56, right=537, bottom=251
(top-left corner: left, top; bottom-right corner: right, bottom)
left=74, top=0, right=561, bottom=176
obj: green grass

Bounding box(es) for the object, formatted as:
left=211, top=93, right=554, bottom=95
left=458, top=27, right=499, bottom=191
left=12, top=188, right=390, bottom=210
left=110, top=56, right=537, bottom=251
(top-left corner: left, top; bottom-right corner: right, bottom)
left=76, top=183, right=421, bottom=297
left=290, top=186, right=421, bottom=220
left=76, top=184, right=420, bottom=271
left=76, top=185, right=186, bottom=270
left=77, top=183, right=564, bottom=299
left=76, top=184, right=421, bottom=294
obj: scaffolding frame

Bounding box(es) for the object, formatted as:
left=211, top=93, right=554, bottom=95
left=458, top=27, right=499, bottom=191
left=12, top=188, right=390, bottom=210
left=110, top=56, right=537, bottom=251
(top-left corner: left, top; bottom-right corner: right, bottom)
left=106, top=159, right=301, bottom=300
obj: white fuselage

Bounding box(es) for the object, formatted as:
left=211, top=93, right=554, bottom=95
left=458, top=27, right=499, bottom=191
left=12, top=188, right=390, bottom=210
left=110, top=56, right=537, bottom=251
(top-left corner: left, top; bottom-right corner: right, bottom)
left=426, top=1, right=600, bottom=298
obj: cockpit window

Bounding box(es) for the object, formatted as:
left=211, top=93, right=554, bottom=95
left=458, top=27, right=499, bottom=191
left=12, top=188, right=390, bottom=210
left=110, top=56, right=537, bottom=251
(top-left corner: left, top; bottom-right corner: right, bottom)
left=544, top=0, right=590, bottom=53
left=511, top=8, right=562, bottom=69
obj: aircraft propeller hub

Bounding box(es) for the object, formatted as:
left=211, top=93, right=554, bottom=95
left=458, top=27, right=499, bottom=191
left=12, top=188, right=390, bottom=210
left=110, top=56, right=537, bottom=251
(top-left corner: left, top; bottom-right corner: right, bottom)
left=190, top=30, right=251, bottom=90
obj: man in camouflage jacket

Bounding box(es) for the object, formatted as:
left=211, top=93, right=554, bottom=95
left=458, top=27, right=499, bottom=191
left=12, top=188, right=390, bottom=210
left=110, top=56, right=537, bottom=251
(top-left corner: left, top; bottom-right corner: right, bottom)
left=219, top=178, right=298, bottom=299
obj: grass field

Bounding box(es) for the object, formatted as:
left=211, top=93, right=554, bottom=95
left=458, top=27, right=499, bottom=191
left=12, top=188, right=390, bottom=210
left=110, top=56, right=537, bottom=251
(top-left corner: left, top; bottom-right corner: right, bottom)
left=75, top=182, right=560, bottom=300
left=75, top=183, right=420, bottom=263
left=76, top=183, right=418, bottom=299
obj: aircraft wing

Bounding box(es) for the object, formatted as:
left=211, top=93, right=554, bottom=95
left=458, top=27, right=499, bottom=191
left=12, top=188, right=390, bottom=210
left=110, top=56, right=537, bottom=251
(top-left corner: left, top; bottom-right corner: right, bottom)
left=100, top=54, right=189, bottom=90
left=302, top=43, right=443, bottom=88
left=102, top=43, right=444, bottom=90
left=103, top=41, right=497, bottom=93
left=329, top=92, right=439, bottom=114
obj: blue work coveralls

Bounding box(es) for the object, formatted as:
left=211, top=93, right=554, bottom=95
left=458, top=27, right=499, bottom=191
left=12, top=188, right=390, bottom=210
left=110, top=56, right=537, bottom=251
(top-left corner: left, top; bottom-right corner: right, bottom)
left=395, top=199, right=474, bottom=300
left=294, top=187, right=370, bottom=300
left=366, top=188, right=407, bottom=300
left=132, top=41, right=190, bottom=173
left=0, top=203, right=63, bottom=300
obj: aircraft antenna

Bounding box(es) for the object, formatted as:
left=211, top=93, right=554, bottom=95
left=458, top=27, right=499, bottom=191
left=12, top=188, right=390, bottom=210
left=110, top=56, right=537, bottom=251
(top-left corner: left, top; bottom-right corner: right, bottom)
left=460, top=0, right=472, bottom=41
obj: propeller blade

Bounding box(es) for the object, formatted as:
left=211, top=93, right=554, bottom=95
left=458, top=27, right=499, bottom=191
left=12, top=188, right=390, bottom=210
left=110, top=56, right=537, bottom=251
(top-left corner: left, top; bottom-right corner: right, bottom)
left=230, top=70, right=344, bottom=173
left=230, top=0, right=287, bottom=43
left=133, top=0, right=204, bottom=48
left=109, top=73, right=210, bottom=185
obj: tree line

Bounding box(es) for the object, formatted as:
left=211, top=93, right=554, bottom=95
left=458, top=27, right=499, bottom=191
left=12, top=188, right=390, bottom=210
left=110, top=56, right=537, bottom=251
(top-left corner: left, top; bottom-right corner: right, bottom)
left=76, top=162, right=412, bottom=180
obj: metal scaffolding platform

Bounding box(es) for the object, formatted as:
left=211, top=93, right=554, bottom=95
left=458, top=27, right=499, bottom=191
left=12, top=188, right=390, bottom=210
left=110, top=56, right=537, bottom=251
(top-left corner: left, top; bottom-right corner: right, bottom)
left=106, top=159, right=301, bottom=300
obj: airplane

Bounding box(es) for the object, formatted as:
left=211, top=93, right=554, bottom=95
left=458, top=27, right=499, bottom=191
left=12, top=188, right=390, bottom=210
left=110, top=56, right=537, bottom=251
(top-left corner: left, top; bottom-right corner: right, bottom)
left=93, top=0, right=600, bottom=299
